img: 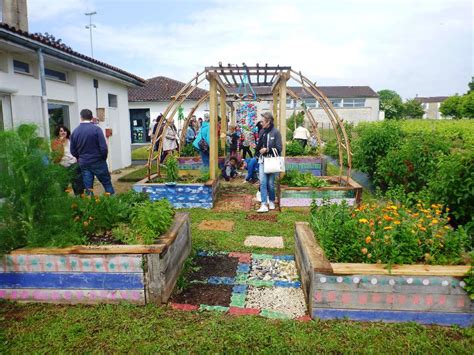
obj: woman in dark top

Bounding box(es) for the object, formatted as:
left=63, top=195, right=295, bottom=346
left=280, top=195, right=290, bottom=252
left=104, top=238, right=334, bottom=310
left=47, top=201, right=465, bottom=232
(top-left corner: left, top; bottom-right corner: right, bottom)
left=255, top=112, right=282, bottom=213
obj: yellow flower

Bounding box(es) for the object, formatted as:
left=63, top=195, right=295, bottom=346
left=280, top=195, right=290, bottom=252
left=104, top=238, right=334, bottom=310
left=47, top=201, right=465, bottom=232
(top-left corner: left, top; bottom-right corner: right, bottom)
left=389, top=205, right=397, bottom=210
left=431, top=219, right=439, bottom=225
left=446, top=207, right=450, bottom=212
left=359, top=218, right=369, bottom=224
left=365, top=236, right=372, bottom=244
left=444, top=226, right=450, bottom=230
left=393, top=220, right=401, bottom=225
left=383, top=226, right=393, bottom=231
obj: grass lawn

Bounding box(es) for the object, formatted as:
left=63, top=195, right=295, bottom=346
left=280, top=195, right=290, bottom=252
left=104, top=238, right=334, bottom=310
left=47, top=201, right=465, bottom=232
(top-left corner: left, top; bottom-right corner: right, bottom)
left=1, top=301, right=472, bottom=353
left=131, top=146, right=150, bottom=160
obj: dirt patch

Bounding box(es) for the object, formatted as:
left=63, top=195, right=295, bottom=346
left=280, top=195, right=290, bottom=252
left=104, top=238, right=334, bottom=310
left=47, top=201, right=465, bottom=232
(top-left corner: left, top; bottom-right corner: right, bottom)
left=171, top=284, right=233, bottom=306
left=214, top=194, right=254, bottom=212
left=86, top=230, right=125, bottom=245
left=189, top=256, right=239, bottom=281
left=198, top=220, right=235, bottom=232
left=246, top=214, right=278, bottom=222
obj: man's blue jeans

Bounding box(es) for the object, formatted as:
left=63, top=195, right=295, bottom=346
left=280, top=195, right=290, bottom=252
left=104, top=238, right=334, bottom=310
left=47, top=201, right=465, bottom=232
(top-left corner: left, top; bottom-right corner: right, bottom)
left=81, top=160, right=115, bottom=195
left=259, top=163, right=276, bottom=203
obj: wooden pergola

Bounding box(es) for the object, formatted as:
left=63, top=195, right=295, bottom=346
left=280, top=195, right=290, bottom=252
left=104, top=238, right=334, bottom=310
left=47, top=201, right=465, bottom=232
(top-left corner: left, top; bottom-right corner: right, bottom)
left=148, top=64, right=352, bottom=182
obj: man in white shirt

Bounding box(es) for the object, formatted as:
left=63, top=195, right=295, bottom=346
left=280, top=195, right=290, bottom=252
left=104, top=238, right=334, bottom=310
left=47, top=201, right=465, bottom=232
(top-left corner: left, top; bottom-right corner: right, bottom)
left=293, top=123, right=311, bottom=148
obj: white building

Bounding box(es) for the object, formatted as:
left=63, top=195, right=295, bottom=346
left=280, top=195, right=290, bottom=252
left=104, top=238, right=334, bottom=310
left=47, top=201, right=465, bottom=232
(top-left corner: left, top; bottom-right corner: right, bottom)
left=415, top=96, right=449, bottom=119
left=128, top=76, right=208, bottom=144
left=0, top=21, right=145, bottom=170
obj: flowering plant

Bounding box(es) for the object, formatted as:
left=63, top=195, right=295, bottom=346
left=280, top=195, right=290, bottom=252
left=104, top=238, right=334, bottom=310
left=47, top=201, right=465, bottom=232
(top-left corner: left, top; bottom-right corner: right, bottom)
left=310, top=200, right=469, bottom=265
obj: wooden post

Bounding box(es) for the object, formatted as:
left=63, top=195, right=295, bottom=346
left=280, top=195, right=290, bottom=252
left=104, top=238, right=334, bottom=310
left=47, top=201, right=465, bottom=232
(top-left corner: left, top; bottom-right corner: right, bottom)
left=279, top=77, right=287, bottom=157
left=209, top=77, right=218, bottom=180
left=231, top=104, right=236, bottom=125
left=220, top=92, right=227, bottom=155
left=272, top=90, right=279, bottom=128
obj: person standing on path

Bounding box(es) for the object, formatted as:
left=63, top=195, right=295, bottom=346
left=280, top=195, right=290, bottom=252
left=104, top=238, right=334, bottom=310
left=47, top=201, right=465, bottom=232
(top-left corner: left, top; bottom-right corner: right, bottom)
left=255, top=112, right=282, bottom=213
left=70, top=109, right=115, bottom=195
left=193, top=113, right=211, bottom=167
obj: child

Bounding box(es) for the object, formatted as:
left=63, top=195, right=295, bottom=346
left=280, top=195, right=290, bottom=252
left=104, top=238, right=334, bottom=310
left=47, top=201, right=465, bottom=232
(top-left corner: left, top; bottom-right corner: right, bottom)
left=222, top=156, right=240, bottom=181
left=242, top=157, right=259, bottom=183
left=227, top=125, right=239, bottom=157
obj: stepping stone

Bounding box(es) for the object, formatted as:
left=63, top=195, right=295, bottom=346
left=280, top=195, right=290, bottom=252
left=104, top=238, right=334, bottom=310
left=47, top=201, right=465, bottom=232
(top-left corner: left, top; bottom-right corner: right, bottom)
left=244, top=236, right=284, bottom=249
left=198, top=220, right=235, bottom=232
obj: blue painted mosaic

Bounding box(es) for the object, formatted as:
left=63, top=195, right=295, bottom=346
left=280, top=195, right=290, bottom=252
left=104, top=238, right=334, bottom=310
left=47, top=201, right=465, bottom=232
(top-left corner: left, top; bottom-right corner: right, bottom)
left=133, top=183, right=214, bottom=209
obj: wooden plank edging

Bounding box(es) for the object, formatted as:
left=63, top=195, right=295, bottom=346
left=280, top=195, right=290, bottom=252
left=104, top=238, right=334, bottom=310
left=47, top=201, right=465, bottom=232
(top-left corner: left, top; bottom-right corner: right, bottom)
left=295, top=222, right=470, bottom=277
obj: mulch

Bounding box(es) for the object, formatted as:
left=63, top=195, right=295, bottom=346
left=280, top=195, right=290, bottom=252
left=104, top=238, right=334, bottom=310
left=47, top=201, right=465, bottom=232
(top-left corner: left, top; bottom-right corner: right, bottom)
left=189, top=256, right=239, bottom=281
left=213, top=194, right=254, bottom=212
left=170, top=284, right=233, bottom=306
left=198, top=220, right=235, bottom=232
left=245, top=214, right=278, bottom=222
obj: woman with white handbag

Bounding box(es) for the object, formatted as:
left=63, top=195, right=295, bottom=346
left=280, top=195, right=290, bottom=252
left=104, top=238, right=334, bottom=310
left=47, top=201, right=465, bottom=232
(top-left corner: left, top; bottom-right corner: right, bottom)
left=255, top=112, right=283, bottom=213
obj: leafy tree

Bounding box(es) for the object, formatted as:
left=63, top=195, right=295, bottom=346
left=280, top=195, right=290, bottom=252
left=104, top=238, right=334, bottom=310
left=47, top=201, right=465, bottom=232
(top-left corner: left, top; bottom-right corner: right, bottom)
left=403, top=99, right=424, bottom=119
left=440, top=95, right=462, bottom=119
left=459, top=92, right=474, bottom=119
left=468, top=77, right=474, bottom=94
left=378, top=89, right=403, bottom=119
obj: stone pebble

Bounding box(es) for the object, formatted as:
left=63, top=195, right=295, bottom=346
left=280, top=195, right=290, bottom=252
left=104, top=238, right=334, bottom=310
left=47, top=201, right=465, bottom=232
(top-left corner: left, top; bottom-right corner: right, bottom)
left=249, top=259, right=299, bottom=282
left=245, top=287, right=307, bottom=318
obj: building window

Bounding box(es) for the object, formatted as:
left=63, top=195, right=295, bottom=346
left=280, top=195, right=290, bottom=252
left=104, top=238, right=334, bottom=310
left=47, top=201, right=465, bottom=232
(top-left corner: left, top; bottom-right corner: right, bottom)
left=13, top=59, right=30, bottom=74
left=343, top=98, right=366, bottom=108
left=304, top=98, right=317, bottom=108
left=330, top=98, right=342, bottom=108
left=108, top=94, right=118, bottom=108
left=45, top=68, right=67, bottom=82
left=48, top=103, right=70, bottom=136
left=286, top=98, right=294, bottom=109
left=130, top=109, right=151, bottom=143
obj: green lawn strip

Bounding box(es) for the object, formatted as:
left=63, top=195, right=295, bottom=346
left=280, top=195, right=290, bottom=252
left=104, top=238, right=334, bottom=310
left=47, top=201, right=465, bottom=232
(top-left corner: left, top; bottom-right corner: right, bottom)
left=131, top=146, right=149, bottom=160
left=2, top=302, right=472, bottom=353
left=185, top=208, right=309, bottom=254
left=118, top=165, right=168, bottom=182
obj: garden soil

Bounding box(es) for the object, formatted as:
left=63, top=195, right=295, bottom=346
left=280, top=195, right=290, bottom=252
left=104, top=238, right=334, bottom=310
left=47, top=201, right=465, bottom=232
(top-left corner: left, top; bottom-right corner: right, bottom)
left=171, top=284, right=233, bottom=306
left=189, top=256, right=239, bottom=281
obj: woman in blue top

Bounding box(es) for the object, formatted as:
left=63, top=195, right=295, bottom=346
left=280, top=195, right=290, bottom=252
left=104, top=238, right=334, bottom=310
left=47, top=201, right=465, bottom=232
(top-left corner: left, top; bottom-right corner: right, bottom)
left=193, top=114, right=211, bottom=167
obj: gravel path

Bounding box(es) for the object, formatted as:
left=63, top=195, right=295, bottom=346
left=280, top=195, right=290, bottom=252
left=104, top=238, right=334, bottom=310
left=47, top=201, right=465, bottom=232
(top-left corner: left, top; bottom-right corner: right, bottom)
left=249, top=259, right=299, bottom=282
left=245, top=287, right=307, bottom=318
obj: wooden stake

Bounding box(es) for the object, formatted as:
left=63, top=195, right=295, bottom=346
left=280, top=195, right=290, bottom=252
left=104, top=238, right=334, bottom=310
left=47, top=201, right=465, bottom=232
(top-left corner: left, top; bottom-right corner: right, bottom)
left=209, top=77, right=218, bottom=180
left=279, top=77, right=287, bottom=157
left=220, top=91, right=227, bottom=154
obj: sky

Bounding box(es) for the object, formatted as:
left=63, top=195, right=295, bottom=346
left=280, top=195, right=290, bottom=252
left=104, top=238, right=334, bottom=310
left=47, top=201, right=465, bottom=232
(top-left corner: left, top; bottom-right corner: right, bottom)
left=25, top=0, right=473, bottom=98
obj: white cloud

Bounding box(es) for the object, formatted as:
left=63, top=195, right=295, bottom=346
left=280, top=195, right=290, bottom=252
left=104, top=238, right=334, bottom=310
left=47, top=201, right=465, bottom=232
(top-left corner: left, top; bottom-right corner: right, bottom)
left=29, top=0, right=473, bottom=97
left=28, top=0, right=95, bottom=22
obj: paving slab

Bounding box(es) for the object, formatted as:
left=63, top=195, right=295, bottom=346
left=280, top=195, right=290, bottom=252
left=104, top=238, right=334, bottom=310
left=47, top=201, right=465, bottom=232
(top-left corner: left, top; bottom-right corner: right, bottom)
left=244, top=236, right=284, bottom=248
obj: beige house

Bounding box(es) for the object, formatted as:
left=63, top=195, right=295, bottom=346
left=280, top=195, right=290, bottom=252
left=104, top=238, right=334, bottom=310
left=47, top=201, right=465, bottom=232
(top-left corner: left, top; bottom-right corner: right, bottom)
left=415, top=96, right=449, bottom=119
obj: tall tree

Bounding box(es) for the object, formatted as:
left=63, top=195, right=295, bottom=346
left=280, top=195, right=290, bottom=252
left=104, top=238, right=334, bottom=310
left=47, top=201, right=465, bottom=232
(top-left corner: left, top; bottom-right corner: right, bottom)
left=440, top=95, right=462, bottom=119
left=459, top=92, right=474, bottom=118
left=378, top=89, right=403, bottom=119
left=403, top=99, right=424, bottom=119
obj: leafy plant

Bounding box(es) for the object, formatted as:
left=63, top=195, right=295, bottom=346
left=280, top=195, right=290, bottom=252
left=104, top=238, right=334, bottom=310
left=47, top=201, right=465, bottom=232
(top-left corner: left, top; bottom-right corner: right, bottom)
left=164, top=153, right=179, bottom=182
left=0, top=125, right=84, bottom=253
left=181, top=143, right=198, bottom=157
left=286, top=140, right=305, bottom=156
left=281, top=170, right=329, bottom=188
left=463, top=266, right=474, bottom=300
left=402, top=99, right=424, bottom=119
left=378, top=89, right=404, bottom=119
left=311, top=200, right=470, bottom=266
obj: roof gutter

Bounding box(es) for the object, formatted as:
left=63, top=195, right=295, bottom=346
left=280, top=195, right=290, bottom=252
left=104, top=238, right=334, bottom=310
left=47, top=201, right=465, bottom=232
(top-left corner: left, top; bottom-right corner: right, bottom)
left=0, top=28, right=144, bottom=87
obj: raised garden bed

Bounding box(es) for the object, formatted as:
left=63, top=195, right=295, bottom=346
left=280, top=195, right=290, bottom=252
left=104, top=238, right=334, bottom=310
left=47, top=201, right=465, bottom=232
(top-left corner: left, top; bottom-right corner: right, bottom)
left=133, top=175, right=219, bottom=209
left=280, top=176, right=362, bottom=208
left=294, top=222, right=473, bottom=327
left=285, top=156, right=326, bottom=176
left=0, top=213, right=191, bottom=305
left=177, top=156, right=226, bottom=175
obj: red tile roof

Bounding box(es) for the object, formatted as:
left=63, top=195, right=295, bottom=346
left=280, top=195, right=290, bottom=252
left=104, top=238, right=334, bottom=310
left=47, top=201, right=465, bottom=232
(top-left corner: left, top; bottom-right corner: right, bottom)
left=128, top=76, right=208, bottom=101
left=0, top=23, right=145, bottom=85
left=229, top=86, right=378, bottom=98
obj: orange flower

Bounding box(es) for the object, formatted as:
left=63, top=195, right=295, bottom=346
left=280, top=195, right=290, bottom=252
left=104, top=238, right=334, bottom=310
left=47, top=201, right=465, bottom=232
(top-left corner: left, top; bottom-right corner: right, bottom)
left=383, top=215, right=393, bottom=221
left=361, top=248, right=368, bottom=255
left=365, top=236, right=372, bottom=244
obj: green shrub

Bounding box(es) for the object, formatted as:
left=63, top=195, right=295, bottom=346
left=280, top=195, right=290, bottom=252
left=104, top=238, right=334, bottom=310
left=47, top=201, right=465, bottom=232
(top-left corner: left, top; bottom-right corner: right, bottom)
left=0, top=125, right=84, bottom=253
left=352, top=121, right=403, bottom=178
left=286, top=140, right=305, bottom=156
left=281, top=170, right=329, bottom=188
left=311, top=200, right=469, bottom=265
left=374, top=132, right=450, bottom=193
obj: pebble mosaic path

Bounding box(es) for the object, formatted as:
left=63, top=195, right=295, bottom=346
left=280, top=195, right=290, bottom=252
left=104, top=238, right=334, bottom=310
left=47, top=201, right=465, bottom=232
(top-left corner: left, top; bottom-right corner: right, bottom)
left=170, top=251, right=309, bottom=320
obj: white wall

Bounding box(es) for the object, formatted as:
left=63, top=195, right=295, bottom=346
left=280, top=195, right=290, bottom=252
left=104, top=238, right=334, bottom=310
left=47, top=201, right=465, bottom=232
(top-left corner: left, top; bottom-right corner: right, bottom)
left=0, top=46, right=133, bottom=170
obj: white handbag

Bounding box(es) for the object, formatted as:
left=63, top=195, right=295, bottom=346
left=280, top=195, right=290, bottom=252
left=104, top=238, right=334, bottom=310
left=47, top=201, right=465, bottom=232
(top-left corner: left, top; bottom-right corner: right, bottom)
left=263, top=148, right=285, bottom=173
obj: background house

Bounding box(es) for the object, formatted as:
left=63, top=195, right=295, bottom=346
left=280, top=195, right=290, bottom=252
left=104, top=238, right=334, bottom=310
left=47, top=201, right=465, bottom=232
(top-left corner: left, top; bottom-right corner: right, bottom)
left=0, top=1, right=144, bottom=170
left=128, top=76, right=208, bottom=144
left=414, top=96, right=449, bottom=119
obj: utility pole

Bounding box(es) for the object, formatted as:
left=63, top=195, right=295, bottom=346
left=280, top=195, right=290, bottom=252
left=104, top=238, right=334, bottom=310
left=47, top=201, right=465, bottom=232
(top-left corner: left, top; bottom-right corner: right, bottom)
left=85, top=11, right=97, bottom=57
